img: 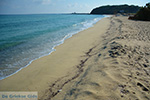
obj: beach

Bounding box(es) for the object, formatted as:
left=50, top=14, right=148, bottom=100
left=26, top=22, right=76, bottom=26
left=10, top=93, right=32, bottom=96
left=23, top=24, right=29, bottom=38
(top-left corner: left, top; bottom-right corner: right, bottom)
left=0, top=16, right=150, bottom=100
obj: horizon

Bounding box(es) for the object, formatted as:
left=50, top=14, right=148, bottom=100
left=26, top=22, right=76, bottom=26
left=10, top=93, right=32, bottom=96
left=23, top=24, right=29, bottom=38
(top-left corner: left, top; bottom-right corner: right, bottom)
left=0, top=4, right=142, bottom=15
left=0, top=0, right=149, bottom=14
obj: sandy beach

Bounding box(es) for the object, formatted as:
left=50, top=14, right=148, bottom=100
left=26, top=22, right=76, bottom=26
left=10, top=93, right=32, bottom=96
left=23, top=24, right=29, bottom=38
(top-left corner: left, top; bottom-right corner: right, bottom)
left=0, top=16, right=150, bottom=100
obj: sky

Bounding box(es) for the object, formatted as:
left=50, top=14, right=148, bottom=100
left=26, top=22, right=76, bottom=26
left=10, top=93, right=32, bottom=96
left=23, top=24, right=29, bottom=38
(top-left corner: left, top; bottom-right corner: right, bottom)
left=0, top=0, right=149, bottom=14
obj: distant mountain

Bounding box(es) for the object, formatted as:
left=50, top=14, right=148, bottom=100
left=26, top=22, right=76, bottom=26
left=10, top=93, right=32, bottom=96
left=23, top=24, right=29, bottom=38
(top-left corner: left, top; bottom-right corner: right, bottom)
left=90, top=4, right=140, bottom=14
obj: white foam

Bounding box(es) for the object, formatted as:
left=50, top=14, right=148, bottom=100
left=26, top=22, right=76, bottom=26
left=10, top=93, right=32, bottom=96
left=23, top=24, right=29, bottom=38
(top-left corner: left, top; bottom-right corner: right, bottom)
left=0, top=15, right=106, bottom=80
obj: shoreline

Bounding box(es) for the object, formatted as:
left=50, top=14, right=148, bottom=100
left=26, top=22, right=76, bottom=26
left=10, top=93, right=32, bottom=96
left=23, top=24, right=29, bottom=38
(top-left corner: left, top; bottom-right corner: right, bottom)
left=52, top=16, right=150, bottom=100
left=1, top=16, right=149, bottom=100
left=0, top=17, right=110, bottom=99
left=0, top=16, right=104, bottom=81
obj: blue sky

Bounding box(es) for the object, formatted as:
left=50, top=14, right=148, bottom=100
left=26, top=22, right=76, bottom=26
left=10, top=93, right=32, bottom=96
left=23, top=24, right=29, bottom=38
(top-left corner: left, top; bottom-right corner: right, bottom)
left=0, top=0, right=149, bottom=14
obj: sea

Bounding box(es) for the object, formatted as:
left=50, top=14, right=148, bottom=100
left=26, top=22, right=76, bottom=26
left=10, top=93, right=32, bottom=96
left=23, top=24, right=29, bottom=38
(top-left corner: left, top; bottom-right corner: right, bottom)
left=0, top=14, right=105, bottom=80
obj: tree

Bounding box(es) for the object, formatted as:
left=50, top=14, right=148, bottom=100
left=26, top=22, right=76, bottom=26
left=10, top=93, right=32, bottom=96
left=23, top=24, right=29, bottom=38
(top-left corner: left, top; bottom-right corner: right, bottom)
left=146, top=3, right=150, bottom=9
left=133, top=3, right=150, bottom=21
left=90, top=4, right=140, bottom=14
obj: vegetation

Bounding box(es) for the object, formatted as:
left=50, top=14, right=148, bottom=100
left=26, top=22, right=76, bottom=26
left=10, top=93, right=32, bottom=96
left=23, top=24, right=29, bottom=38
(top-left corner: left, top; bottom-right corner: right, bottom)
left=129, top=3, right=150, bottom=21
left=90, top=4, right=140, bottom=14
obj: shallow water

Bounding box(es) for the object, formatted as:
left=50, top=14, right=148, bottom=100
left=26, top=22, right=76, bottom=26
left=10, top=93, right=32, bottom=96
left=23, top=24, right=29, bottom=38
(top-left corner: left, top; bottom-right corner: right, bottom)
left=0, top=14, right=105, bottom=80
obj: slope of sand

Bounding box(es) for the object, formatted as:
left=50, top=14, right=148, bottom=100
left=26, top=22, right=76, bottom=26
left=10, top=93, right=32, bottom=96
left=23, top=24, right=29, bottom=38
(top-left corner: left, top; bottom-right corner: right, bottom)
left=52, top=17, right=150, bottom=100
left=0, top=17, right=110, bottom=99
left=0, top=16, right=150, bottom=100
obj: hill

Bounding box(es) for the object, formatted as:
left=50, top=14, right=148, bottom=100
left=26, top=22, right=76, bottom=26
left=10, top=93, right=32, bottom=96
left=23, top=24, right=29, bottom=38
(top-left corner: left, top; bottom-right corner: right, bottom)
left=129, top=3, right=150, bottom=21
left=90, top=4, right=140, bottom=14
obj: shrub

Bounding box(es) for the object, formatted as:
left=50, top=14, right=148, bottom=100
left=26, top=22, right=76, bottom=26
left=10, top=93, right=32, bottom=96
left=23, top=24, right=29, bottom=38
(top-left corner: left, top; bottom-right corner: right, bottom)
left=130, top=3, right=150, bottom=21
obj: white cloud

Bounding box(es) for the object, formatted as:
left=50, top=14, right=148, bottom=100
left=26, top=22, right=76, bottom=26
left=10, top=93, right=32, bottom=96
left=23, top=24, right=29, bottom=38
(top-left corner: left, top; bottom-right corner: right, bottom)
left=67, top=3, right=90, bottom=9
left=67, top=3, right=79, bottom=8
left=32, top=0, right=52, bottom=5
left=42, top=0, right=51, bottom=5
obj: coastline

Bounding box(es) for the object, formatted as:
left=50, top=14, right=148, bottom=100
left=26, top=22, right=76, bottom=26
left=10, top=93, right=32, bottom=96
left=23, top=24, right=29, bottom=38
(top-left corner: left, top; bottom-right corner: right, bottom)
left=52, top=16, right=150, bottom=100
left=0, top=17, right=110, bottom=99
left=0, top=16, right=150, bottom=100
left=0, top=15, right=104, bottom=81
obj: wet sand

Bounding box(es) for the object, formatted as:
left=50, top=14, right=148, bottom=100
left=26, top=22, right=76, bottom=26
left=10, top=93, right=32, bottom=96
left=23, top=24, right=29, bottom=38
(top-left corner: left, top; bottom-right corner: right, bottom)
left=0, top=17, right=110, bottom=99
left=0, top=16, right=150, bottom=100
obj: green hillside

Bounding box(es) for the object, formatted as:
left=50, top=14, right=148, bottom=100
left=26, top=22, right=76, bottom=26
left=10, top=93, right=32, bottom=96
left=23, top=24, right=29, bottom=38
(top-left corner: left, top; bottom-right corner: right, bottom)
left=130, top=3, right=150, bottom=21
left=90, top=4, right=140, bottom=14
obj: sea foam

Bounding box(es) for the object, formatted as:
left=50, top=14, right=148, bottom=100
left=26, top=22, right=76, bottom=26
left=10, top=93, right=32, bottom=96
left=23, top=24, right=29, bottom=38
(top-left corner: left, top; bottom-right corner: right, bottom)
left=0, top=14, right=105, bottom=80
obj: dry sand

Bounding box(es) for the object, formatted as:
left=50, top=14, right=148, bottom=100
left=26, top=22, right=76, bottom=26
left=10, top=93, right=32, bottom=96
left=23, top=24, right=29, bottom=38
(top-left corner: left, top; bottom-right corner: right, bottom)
left=52, top=17, right=150, bottom=100
left=0, top=16, right=150, bottom=100
left=0, top=17, right=109, bottom=99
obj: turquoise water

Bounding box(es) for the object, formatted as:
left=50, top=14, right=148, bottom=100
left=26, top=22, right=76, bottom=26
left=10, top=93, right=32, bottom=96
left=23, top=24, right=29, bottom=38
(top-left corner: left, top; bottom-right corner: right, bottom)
left=0, top=14, right=105, bottom=80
